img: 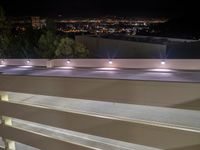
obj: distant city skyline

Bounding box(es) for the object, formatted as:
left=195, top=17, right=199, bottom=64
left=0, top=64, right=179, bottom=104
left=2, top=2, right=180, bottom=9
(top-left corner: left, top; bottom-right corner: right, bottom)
left=1, top=0, right=200, bottom=40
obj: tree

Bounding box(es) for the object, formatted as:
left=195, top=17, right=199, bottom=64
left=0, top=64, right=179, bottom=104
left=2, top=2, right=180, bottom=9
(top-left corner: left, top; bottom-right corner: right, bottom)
left=0, top=6, right=12, bottom=58
left=37, top=18, right=59, bottom=59
left=46, top=18, right=56, bottom=34
left=38, top=31, right=59, bottom=59
left=55, top=37, right=74, bottom=58
left=72, top=42, right=89, bottom=58
left=55, top=37, right=89, bottom=58
left=0, top=32, right=10, bottom=58
left=0, top=6, right=89, bottom=59
left=0, top=6, right=6, bottom=29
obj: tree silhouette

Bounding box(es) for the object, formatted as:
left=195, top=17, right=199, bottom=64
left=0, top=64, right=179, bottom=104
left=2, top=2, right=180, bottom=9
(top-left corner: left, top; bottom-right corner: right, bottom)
left=55, top=37, right=89, bottom=58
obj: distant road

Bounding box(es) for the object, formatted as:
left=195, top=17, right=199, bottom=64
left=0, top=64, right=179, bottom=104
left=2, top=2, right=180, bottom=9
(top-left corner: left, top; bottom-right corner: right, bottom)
left=1, top=66, right=200, bottom=83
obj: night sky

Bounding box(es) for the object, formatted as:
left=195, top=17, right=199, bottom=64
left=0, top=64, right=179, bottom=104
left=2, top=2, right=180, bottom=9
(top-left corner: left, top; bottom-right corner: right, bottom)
left=0, top=0, right=199, bottom=19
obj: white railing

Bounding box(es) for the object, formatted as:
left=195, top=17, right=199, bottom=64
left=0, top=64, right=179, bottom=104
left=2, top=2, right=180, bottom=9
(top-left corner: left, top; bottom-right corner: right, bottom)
left=0, top=92, right=200, bottom=150
left=0, top=92, right=163, bottom=150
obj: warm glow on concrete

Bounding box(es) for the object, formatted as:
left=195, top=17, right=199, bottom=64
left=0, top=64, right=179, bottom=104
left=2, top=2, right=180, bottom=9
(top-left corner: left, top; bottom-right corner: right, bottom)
left=20, top=66, right=33, bottom=68
left=0, top=65, right=6, bottom=67
left=97, top=67, right=119, bottom=70
left=148, top=69, right=173, bottom=72
left=58, top=66, right=74, bottom=69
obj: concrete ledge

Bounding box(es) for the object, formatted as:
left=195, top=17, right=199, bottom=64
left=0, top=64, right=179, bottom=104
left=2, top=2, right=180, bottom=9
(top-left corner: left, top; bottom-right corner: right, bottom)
left=1, top=59, right=200, bottom=70
left=0, top=75, right=200, bottom=107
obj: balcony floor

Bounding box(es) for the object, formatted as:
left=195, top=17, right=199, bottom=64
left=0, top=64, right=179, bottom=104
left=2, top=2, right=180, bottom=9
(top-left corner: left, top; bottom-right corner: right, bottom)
left=1, top=66, right=200, bottom=83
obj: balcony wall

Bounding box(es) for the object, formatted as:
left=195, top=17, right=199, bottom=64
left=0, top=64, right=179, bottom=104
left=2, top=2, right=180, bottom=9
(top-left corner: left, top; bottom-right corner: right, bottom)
left=1, top=59, right=200, bottom=70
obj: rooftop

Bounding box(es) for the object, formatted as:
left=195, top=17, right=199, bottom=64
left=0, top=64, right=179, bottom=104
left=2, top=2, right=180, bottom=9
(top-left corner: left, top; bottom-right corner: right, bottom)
left=88, top=34, right=200, bottom=45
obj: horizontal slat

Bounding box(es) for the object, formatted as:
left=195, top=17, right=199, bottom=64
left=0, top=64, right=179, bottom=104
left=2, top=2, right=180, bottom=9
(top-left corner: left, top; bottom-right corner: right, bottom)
left=0, top=119, right=159, bottom=150
left=7, top=92, right=200, bottom=133
left=1, top=75, right=200, bottom=108
left=0, top=137, right=4, bottom=149
left=15, top=142, right=39, bottom=150
left=0, top=125, right=90, bottom=150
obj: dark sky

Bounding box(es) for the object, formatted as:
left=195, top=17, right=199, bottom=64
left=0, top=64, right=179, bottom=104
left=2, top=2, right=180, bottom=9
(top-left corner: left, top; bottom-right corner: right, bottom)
left=0, top=0, right=199, bottom=19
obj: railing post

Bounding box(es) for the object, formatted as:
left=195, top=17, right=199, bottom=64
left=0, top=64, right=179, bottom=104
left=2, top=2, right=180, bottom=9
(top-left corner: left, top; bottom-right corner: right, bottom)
left=46, top=59, right=54, bottom=68
left=0, top=92, right=16, bottom=150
